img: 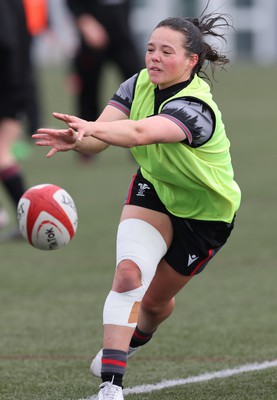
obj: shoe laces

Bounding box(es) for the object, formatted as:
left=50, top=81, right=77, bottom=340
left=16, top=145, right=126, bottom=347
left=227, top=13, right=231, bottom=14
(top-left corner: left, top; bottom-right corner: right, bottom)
left=99, top=381, right=122, bottom=399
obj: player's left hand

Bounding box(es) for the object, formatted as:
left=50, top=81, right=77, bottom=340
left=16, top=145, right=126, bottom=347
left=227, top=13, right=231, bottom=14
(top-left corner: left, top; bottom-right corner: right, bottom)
left=32, top=127, right=78, bottom=158
left=52, top=112, right=90, bottom=142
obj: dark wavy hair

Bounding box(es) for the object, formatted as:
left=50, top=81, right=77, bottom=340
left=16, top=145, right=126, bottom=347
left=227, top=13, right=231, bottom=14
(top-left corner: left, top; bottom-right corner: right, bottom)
left=155, top=9, right=233, bottom=82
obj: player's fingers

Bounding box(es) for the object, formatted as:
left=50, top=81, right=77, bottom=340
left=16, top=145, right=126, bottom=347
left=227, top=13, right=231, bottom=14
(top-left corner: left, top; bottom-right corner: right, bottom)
left=67, top=127, right=76, bottom=136
left=53, top=112, right=80, bottom=126
left=52, top=112, right=70, bottom=122
left=32, top=133, right=49, bottom=140
left=36, top=128, right=69, bottom=135
left=76, top=131, right=85, bottom=141
left=68, top=122, right=79, bottom=131
left=46, top=148, right=58, bottom=158
left=34, top=140, right=51, bottom=147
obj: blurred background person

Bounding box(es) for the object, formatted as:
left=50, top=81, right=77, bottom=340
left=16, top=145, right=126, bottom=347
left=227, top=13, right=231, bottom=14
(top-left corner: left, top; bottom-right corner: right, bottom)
left=23, top=0, right=49, bottom=138
left=66, top=0, right=143, bottom=163
left=0, top=0, right=48, bottom=242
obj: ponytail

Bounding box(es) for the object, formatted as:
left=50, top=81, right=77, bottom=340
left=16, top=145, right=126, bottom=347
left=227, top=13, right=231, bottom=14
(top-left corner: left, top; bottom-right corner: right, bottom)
left=188, top=13, right=232, bottom=79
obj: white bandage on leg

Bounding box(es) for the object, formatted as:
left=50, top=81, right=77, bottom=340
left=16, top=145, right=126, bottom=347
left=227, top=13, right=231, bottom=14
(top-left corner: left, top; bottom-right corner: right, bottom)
left=103, top=286, right=144, bottom=327
left=103, top=218, right=167, bottom=327
left=116, top=218, right=167, bottom=287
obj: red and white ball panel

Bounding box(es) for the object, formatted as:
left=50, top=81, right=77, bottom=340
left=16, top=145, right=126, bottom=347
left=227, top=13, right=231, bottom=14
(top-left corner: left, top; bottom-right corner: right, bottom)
left=17, top=184, right=78, bottom=250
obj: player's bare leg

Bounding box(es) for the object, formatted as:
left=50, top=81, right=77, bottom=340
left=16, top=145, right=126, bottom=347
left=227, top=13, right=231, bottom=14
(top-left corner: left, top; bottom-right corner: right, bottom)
left=91, top=205, right=173, bottom=382
left=138, top=258, right=193, bottom=334
left=102, top=205, right=173, bottom=349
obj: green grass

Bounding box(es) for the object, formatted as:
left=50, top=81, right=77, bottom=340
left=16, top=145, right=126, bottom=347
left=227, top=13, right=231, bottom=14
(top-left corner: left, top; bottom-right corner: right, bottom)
left=0, top=64, right=276, bottom=400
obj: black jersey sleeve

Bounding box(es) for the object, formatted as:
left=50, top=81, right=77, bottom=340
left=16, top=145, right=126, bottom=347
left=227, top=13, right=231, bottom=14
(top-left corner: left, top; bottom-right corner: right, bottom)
left=108, top=73, right=138, bottom=117
left=159, top=98, right=215, bottom=147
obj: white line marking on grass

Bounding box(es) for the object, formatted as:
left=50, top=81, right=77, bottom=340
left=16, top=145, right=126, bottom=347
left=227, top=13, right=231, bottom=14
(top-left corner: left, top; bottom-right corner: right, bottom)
left=79, top=359, right=277, bottom=400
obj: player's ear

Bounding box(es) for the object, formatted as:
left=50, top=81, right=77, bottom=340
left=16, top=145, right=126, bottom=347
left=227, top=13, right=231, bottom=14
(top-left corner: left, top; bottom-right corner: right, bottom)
left=189, top=53, right=199, bottom=68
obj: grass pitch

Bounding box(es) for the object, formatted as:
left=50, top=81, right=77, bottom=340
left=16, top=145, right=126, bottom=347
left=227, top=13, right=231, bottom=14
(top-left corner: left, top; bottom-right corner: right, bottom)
left=0, top=64, right=276, bottom=400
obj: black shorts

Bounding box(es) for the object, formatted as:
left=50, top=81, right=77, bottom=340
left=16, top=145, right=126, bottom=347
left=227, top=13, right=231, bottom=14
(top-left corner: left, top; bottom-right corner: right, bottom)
left=125, top=169, right=235, bottom=276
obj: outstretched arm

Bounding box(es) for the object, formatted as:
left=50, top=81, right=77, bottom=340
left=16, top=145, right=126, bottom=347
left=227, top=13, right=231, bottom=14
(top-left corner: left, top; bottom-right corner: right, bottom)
left=51, top=111, right=186, bottom=147
left=32, top=105, right=127, bottom=158
left=33, top=104, right=187, bottom=157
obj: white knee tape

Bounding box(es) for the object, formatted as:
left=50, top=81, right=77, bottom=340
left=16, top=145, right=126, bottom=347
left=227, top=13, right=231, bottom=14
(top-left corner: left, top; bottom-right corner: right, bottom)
left=103, top=286, right=145, bottom=327
left=116, top=218, right=167, bottom=288
left=102, top=219, right=167, bottom=328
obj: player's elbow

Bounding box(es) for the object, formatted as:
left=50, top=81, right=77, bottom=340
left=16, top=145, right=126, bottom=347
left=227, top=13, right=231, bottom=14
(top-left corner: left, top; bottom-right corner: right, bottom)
left=130, top=123, right=150, bottom=147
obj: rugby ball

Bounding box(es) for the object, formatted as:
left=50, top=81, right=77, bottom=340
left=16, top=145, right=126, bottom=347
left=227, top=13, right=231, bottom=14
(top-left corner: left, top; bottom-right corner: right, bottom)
left=17, top=184, right=78, bottom=250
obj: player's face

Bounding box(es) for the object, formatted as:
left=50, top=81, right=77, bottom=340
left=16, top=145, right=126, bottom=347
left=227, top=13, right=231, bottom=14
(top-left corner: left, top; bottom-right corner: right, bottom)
left=145, top=27, right=198, bottom=89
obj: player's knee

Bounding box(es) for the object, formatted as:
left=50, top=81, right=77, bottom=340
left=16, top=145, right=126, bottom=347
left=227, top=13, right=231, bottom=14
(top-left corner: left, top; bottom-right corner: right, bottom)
left=116, top=218, right=167, bottom=289
left=114, top=259, right=142, bottom=292
left=103, top=219, right=168, bottom=327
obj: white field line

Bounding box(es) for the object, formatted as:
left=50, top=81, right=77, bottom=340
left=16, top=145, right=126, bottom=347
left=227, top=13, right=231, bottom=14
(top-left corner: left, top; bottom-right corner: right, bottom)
left=79, top=359, right=277, bottom=400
